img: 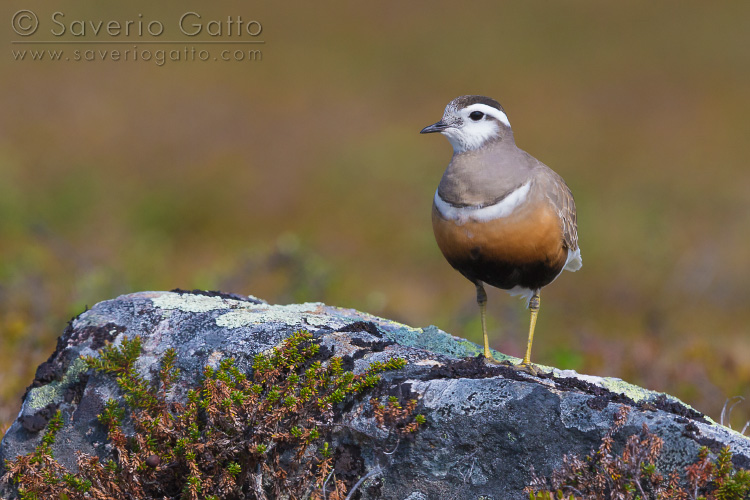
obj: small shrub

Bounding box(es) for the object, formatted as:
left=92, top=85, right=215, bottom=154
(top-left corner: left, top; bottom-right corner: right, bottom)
left=3, top=330, right=423, bottom=499
left=528, top=406, right=750, bottom=500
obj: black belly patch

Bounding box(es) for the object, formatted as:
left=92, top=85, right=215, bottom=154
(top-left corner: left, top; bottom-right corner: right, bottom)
left=448, top=254, right=564, bottom=291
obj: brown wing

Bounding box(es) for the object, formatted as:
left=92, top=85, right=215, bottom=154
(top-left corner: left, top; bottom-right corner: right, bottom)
left=539, top=168, right=578, bottom=252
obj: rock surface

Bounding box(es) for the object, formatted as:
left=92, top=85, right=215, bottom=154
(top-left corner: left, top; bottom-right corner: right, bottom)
left=1, top=290, right=749, bottom=499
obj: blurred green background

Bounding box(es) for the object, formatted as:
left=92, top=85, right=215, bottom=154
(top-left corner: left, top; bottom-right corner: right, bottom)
left=2, top=1, right=749, bottom=432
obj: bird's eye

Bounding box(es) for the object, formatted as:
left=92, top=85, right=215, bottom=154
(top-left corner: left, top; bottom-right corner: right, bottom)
left=469, top=111, right=484, bottom=121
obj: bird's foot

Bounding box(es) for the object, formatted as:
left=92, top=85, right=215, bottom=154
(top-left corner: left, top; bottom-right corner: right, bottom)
left=511, top=362, right=542, bottom=377
left=482, top=353, right=502, bottom=365
left=483, top=354, right=518, bottom=368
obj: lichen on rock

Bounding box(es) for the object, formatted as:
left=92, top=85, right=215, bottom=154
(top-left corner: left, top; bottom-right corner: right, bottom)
left=1, top=290, right=749, bottom=499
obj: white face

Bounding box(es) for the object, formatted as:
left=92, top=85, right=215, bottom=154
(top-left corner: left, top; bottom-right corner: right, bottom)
left=441, top=103, right=511, bottom=154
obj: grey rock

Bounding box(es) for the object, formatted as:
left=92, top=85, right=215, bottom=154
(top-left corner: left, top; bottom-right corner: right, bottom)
left=1, top=290, right=749, bottom=499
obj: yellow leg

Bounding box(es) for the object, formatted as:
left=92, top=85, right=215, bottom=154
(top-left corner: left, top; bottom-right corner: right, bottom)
left=522, top=293, right=541, bottom=365
left=475, top=282, right=493, bottom=360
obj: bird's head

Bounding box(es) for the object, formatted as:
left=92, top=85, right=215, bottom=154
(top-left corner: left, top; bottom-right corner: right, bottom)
left=421, top=95, right=512, bottom=153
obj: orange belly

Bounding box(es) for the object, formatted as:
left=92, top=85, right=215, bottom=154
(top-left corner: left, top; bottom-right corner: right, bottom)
left=432, top=202, right=567, bottom=290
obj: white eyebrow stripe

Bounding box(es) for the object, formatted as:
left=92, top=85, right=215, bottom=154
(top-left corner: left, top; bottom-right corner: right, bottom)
left=464, top=103, right=511, bottom=128
left=434, top=182, right=530, bottom=224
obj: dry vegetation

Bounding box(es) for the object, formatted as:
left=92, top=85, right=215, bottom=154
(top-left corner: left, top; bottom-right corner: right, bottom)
left=528, top=407, right=750, bottom=500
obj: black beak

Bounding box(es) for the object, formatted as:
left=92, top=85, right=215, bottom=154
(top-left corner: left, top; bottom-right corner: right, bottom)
left=420, top=120, right=448, bottom=134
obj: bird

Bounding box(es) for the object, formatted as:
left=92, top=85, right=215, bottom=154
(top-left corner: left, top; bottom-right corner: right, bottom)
left=421, top=95, right=581, bottom=369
